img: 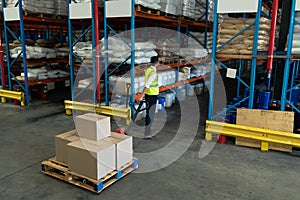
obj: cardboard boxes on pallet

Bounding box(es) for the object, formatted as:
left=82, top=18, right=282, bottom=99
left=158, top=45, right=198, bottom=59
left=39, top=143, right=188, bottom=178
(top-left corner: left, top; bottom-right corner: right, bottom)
left=75, top=113, right=111, bottom=141
left=54, top=113, right=133, bottom=180
left=55, top=129, right=80, bottom=164
left=108, top=132, right=133, bottom=169
left=67, top=138, right=116, bottom=180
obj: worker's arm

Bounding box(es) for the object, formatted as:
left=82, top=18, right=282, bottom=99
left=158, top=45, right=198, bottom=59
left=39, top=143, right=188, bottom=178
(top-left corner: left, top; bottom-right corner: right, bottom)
left=137, top=87, right=148, bottom=102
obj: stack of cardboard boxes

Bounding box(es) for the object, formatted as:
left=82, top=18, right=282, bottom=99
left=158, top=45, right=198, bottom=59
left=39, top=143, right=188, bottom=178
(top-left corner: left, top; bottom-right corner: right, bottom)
left=55, top=113, right=133, bottom=180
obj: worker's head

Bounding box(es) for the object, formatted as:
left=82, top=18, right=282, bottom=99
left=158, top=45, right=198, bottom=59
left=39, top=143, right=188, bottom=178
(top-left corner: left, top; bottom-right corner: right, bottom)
left=150, top=56, right=159, bottom=64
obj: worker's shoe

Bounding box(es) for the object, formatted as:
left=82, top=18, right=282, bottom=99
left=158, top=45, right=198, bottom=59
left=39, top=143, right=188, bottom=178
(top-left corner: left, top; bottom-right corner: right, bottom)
left=144, top=135, right=156, bottom=140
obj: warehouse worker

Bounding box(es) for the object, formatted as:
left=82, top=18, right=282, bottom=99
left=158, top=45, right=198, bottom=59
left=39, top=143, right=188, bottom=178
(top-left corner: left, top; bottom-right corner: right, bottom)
left=138, top=56, right=160, bottom=140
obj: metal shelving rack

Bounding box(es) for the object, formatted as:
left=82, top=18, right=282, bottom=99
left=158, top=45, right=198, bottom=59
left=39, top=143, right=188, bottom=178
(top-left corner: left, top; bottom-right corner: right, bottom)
left=2, top=0, right=68, bottom=105
left=68, top=0, right=101, bottom=103
left=208, top=0, right=272, bottom=121
left=103, top=0, right=210, bottom=116
left=0, top=11, right=5, bottom=89
left=281, top=0, right=300, bottom=112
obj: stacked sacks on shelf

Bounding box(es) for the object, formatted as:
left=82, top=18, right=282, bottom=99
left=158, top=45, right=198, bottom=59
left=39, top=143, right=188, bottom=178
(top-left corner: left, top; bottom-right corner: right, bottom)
left=18, top=67, right=69, bottom=81
left=56, top=47, right=69, bottom=57
left=10, top=46, right=56, bottom=59
left=74, top=29, right=93, bottom=42
left=100, top=37, right=157, bottom=65
left=10, top=45, right=69, bottom=59
left=217, top=17, right=271, bottom=54
left=6, top=0, right=55, bottom=15
left=155, top=37, right=180, bottom=64
left=73, top=41, right=93, bottom=59
left=182, top=0, right=195, bottom=19
left=159, top=0, right=182, bottom=16
left=194, top=0, right=206, bottom=21
left=129, top=41, right=158, bottom=64
left=155, top=35, right=208, bottom=61
left=101, top=37, right=131, bottom=64
left=135, top=0, right=161, bottom=10
left=180, top=48, right=208, bottom=60
left=292, top=12, right=300, bottom=54
left=54, top=0, right=68, bottom=16
left=180, top=35, right=209, bottom=59
left=190, top=31, right=213, bottom=52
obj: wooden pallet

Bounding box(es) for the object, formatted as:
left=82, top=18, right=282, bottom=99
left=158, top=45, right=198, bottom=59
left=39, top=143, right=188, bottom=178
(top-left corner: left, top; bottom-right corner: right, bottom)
left=161, top=12, right=179, bottom=19
left=161, top=57, right=179, bottom=64
left=24, top=11, right=56, bottom=19
left=56, top=15, right=68, bottom=20
left=180, top=16, right=195, bottom=21
left=136, top=5, right=160, bottom=16
left=41, top=157, right=138, bottom=193
left=235, top=108, right=293, bottom=152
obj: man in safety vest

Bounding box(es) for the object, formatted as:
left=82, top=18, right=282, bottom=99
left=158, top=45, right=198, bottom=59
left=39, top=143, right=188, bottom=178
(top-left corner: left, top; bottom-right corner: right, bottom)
left=138, top=56, right=160, bottom=140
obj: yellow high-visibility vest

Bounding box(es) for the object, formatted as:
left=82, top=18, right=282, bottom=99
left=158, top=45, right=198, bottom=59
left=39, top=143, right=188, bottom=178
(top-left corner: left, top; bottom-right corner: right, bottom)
left=145, top=67, right=159, bottom=95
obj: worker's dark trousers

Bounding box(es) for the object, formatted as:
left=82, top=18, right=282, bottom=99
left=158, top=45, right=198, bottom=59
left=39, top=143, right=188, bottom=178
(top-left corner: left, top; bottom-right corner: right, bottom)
left=145, top=94, right=158, bottom=137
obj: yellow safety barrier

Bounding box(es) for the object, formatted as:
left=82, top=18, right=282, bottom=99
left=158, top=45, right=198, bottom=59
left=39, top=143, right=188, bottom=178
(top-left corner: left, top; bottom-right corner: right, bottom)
left=0, top=89, right=25, bottom=107
left=206, top=120, right=300, bottom=151
left=64, top=100, right=131, bottom=122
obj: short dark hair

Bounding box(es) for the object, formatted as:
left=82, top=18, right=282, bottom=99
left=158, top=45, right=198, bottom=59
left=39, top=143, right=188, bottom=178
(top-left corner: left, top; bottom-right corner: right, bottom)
left=150, top=56, right=159, bottom=64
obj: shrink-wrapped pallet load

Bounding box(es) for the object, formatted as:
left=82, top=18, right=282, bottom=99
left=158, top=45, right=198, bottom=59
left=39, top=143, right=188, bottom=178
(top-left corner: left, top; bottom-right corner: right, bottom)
left=6, top=0, right=55, bottom=15
left=217, top=17, right=271, bottom=54
left=182, top=0, right=195, bottom=19
left=55, top=0, right=68, bottom=16
left=292, top=12, right=300, bottom=54
left=135, top=0, right=161, bottom=10
left=159, top=0, right=182, bottom=16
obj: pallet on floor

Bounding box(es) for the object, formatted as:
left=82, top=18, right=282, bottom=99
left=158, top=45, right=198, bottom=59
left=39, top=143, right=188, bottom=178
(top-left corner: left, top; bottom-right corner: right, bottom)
left=235, top=108, right=293, bottom=152
left=136, top=5, right=160, bottom=16
left=41, top=157, right=138, bottom=193
left=24, top=11, right=56, bottom=19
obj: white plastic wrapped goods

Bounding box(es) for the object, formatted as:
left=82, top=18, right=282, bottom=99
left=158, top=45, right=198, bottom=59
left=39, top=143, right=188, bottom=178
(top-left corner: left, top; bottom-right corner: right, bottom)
left=7, top=0, right=55, bottom=14
left=101, top=37, right=157, bottom=64
left=10, top=45, right=60, bottom=59
left=135, top=0, right=161, bottom=10
left=159, top=0, right=182, bottom=16
left=182, top=0, right=195, bottom=19
left=55, top=0, right=68, bottom=16
left=292, top=12, right=300, bottom=54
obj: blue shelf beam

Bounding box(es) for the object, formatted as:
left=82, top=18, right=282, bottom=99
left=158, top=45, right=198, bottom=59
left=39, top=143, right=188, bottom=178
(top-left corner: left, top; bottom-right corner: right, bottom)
left=281, top=0, right=297, bottom=111
left=208, top=0, right=265, bottom=120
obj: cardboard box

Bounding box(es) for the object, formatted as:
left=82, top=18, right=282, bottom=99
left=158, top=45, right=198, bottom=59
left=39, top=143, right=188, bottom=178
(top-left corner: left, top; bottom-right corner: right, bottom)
left=67, top=138, right=116, bottom=180
left=55, top=130, right=79, bottom=164
left=108, top=132, right=133, bottom=169
left=75, top=113, right=111, bottom=141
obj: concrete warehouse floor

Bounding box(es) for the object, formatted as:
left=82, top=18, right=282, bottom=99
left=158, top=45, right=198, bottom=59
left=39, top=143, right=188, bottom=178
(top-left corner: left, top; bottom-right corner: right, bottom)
left=1, top=89, right=300, bottom=200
